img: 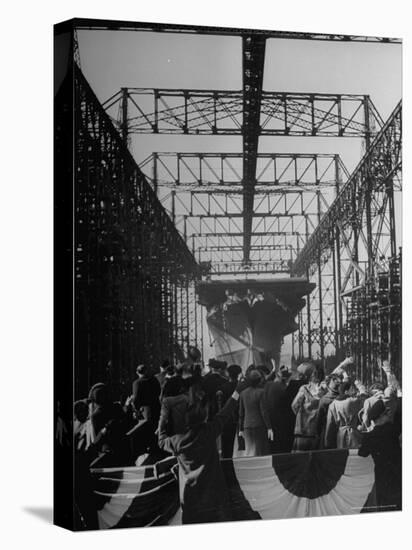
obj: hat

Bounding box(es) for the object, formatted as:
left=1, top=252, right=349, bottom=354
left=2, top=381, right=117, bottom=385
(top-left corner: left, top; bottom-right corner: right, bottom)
left=297, top=362, right=315, bottom=377
left=209, top=358, right=226, bottom=370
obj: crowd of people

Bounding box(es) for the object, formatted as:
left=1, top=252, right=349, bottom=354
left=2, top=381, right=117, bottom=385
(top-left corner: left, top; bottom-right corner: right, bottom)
left=70, top=353, right=402, bottom=526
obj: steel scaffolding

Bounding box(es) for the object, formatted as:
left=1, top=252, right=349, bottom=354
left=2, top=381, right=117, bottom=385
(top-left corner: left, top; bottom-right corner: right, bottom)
left=71, top=64, right=201, bottom=399
left=292, top=103, right=402, bottom=380
left=70, top=21, right=402, bottom=383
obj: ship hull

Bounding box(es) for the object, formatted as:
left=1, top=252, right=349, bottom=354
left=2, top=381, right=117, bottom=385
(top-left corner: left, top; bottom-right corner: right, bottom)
left=197, top=278, right=315, bottom=371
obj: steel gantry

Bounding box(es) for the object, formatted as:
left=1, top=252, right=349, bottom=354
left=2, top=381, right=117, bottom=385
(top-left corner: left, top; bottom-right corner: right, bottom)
left=68, top=62, right=201, bottom=398
left=104, top=89, right=382, bottom=137
left=292, top=102, right=402, bottom=380
left=81, top=20, right=401, bottom=374
left=72, top=18, right=401, bottom=43
left=138, top=152, right=347, bottom=272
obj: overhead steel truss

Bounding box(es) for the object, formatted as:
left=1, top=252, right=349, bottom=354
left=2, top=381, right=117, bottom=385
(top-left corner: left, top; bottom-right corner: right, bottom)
left=105, top=84, right=380, bottom=263
left=145, top=153, right=345, bottom=275
left=140, top=152, right=349, bottom=191
left=104, top=89, right=382, bottom=138
left=72, top=18, right=402, bottom=43
left=292, top=101, right=402, bottom=276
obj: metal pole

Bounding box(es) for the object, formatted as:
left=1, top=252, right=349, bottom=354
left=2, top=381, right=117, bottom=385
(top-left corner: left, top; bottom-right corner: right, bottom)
left=317, top=191, right=324, bottom=363
left=121, top=88, right=129, bottom=144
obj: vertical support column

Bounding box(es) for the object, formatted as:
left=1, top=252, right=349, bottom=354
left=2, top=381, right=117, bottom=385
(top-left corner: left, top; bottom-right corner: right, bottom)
left=171, top=190, right=176, bottom=225
left=363, top=96, right=373, bottom=379
left=332, top=236, right=339, bottom=355
left=351, top=176, right=361, bottom=373
left=306, top=269, right=312, bottom=359
left=298, top=311, right=304, bottom=359
left=316, top=190, right=324, bottom=364
left=152, top=152, right=158, bottom=194
left=334, top=155, right=343, bottom=356
left=304, top=216, right=312, bottom=359
left=120, top=88, right=129, bottom=145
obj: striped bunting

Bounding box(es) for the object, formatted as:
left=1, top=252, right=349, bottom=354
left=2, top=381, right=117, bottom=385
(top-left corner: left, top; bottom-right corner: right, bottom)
left=90, top=450, right=378, bottom=528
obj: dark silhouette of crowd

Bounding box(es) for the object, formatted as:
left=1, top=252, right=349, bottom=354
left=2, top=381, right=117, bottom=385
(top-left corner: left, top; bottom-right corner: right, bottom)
left=68, top=352, right=401, bottom=527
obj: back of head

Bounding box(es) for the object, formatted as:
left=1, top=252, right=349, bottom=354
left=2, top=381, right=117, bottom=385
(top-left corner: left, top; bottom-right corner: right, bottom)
left=188, top=345, right=202, bottom=362
left=174, top=362, right=185, bottom=376
left=136, top=364, right=147, bottom=377
left=370, top=382, right=385, bottom=394
left=209, top=358, right=226, bottom=373
left=280, top=365, right=292, bottom=380
left=161, top=359, right=171, bottom=370
left=256, top=364, right=270, bottom=377
left=310, top=364, right=325, bottom=384
left=89, top=383, right=110, bottom=406
left=186, top=385, right=208, bottom=427
left=338, top=379, right=357, bottom=399
left=297, top=361, right=315, bottom=380
left=248, top=369, right=262, bottom=387
left=325, top=373, right=341, bottom=390
left=165, top=364, right=175, bottom=377
left=74, top=399, right=89, bottom=422
left=245, top=364, right=255, bottom=378
left=228, top=364, right=242, bottom=381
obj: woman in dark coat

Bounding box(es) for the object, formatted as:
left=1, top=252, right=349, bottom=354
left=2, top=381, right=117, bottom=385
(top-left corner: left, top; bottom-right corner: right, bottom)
left=238, top=370, right=270, bottom=457
left=158, top=380, right=248, bottom=524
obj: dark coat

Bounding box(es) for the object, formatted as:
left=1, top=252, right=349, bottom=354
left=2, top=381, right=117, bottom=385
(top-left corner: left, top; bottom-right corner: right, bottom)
left=201, top=372, right=227, bottom=419
left=158, top=397, right=237, bottom=524
left=263, top=380, right=287, bottom=430
left=132, top=376, right=161, bottom=423
left=158, top=393, right=190, bottom=436
left=358, top=423, right=401, bottom=510
left=264, top=378, right=304, bottom=453
left=239, top=386, right=268, bottom=430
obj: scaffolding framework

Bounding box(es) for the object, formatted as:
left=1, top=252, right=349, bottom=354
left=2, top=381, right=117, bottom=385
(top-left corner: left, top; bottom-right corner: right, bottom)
left=73, top=19, right=401, bottom=43
left=292, top=102, right=402, bottom=380
left=104, top=90, right=382, bottom=137
left=72, top=64, right=201, bottom=398
left=69, top=21, right=402, bottom=384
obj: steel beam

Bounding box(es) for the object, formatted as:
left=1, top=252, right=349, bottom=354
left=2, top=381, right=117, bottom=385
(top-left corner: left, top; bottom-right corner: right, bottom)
left=242, top=35, right=266, bottom=263
left=141, top=152, right=349, bottom=189
left=72, top=19, right=401, bottom=43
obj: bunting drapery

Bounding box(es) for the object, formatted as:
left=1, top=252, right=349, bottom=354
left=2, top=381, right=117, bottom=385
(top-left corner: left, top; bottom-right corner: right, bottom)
left=90, top=449, right=399, bottom=529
